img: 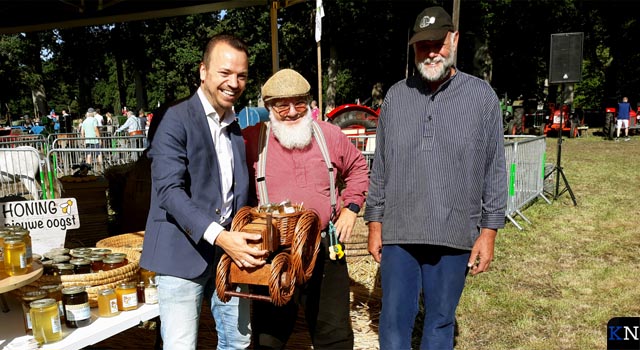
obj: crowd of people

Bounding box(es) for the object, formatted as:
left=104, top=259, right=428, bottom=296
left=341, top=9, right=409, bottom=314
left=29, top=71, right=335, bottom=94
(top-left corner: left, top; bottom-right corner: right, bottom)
left=138, top=6, right=508, bottom=350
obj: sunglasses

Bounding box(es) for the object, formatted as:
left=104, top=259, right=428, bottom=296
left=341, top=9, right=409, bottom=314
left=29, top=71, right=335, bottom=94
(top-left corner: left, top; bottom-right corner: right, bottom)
left=271, top=101, right=308, bottom=117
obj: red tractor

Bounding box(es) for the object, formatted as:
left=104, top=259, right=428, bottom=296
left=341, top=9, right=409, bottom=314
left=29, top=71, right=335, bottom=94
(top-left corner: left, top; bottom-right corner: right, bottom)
left=542, top=103, right=581, bottom=138
left=602, top=103, right=639, bottom=140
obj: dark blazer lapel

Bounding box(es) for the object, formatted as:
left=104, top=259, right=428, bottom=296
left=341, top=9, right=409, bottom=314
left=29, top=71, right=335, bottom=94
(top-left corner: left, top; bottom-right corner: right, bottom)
left=188, top=94, right=221, bottom=192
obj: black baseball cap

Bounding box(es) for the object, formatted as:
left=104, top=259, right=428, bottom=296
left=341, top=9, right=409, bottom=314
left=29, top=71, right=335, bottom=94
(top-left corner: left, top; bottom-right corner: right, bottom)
left=408, top=6, right=454, bottom=45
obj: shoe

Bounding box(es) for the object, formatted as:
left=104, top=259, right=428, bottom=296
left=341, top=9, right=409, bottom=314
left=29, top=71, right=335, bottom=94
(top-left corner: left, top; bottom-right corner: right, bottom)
left=625, top=137, right=630, bottom=141
left=615, top=138, right=620, bottom=142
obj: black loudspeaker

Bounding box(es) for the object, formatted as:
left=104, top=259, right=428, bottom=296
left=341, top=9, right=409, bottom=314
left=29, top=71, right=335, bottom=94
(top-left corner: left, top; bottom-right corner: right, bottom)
left=549, top=32, right=583, bottom=84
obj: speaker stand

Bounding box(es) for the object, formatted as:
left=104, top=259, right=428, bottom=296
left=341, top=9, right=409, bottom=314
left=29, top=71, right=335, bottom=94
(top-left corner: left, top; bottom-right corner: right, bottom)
left=551, top=84, right=577, bottom=206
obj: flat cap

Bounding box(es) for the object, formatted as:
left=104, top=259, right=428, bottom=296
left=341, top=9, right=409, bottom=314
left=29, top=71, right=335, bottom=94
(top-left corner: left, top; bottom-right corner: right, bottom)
left=261, top=69, right=310, bottom=102
left=87, top=107, right=95, bottom=113
left=408, top=6, right=454, bottom=45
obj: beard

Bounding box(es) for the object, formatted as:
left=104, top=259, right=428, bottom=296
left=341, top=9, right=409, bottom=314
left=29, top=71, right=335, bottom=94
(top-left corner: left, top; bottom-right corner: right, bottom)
left=416, top=47, right=456, bottom=82
left=269, top=108, right=313, bottom=150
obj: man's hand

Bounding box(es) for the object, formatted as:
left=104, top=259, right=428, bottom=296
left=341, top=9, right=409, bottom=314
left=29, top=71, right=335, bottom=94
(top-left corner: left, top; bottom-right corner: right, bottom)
left=334, top=207, right=358, bottom=242
left=367, top=221, right=382, bottom=263
left=467, top=228, right=497, bottom=276
left=215, top=230, right=268, bottom=268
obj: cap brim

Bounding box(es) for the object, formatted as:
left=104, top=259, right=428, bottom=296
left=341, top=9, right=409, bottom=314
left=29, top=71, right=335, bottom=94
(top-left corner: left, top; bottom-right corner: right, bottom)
left=408, top=30, right=450, bottom=45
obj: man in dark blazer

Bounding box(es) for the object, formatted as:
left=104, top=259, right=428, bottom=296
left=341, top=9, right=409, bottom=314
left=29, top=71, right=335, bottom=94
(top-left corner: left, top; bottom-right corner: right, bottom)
left=140, top=34, right=267, bottom=350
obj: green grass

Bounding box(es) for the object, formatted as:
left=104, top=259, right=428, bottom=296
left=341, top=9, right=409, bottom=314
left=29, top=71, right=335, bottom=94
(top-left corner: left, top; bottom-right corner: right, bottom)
left=454, top=132, right=640, bottom=350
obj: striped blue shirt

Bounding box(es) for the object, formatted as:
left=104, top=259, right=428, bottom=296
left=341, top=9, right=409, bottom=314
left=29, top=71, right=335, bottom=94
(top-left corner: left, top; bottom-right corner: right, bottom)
left=364, top=70, right=507, bottom=250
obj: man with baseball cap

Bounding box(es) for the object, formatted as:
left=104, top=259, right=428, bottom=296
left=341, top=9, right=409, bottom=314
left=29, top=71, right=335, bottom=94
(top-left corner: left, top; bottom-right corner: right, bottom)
left=243, top=68, right=369, bottom=349
left=365, top=6, right=507, bottom=349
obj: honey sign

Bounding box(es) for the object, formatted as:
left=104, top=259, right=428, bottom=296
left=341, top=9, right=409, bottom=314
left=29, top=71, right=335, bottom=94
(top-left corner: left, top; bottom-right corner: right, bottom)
left=0, top=198, right=80, bottom=254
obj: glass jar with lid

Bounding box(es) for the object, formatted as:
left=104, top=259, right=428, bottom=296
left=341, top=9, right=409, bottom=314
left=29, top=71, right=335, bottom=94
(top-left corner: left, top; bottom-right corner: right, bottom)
left=54, top=263, right=75, bottom=276
left=52, top=254, right=71, bottom=264
left=12, top=229, right=32, bottom=267
left=62, top=286, right=91, bottom=327
left=115, top=282, right=138, bottom=311
left=106, top=252, right=128, bottom=265
left=21, top=290, right=48, bottom=334
left=88, top=254, right=104, bottom=272
left=30, top=298, right=62, bottom=344
left=70, top=258, right=92, bottom=274
left=3, top=235, right=27, bottom=276
left=102, top=256, right=126, bottom=271
left=0, top=231, right=8, bottom=273
left=97, top=288, right=120, bottom=317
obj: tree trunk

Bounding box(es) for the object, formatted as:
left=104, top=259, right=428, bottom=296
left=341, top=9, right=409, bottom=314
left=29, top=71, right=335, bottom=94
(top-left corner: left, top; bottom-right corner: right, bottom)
left=324, top=45, right=337, bottom=115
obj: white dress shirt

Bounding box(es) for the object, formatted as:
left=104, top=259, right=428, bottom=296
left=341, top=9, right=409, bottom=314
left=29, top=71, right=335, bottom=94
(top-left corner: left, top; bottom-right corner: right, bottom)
left=196, top=88, right=236, bottom=245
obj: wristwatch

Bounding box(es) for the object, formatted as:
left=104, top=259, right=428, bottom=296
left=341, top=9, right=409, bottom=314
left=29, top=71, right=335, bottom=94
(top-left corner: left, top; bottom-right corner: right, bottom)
left=346, top=203, right=360, bottom=214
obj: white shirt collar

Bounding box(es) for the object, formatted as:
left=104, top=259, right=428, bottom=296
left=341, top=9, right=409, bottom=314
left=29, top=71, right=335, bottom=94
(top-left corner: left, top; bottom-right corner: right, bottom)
left=197, top=87, right=236, bottom=126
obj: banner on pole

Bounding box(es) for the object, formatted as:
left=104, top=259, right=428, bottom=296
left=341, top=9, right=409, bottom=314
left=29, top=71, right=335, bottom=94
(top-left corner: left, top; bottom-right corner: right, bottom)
left=315, top=0, right=324, bottom=42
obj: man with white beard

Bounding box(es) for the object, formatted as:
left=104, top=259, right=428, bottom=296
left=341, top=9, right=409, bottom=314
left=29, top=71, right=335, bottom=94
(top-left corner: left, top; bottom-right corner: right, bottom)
left=365, top=6, right=507, bottom=350
left=243, top=68, right=369, bottom=349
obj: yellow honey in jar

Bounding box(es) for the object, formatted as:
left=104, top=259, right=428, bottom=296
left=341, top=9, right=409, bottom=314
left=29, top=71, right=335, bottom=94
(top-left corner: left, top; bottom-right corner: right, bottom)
left=30, top=298, right=62, bottom=344
left=3, top=236, right=27, bottom=276
left=115, top=282, right=138, bottom=311
left=97, top=288, right=120, bottom=317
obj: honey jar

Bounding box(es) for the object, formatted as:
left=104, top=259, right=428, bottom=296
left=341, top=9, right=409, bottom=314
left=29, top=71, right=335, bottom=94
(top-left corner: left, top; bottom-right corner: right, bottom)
left=12, top=229, right=32, bottom=267
left=54, top=263, right=75, bottom=276
left=3, top=235, right=27, bottom=276
left=106, top=253, right=128, bottom=265
left=29, top=298, right=62, bottom=344
left=97, top=288, right=120, bottom=317
left=139, top=267, right=156, bottom=286
left=62, top=286, right=91, bottom=327
left=21, top=290, right=47, bottom=334
left=0, top=231, right=8, bottom=273
left=102, top=256, right=126, bottom=271
left=88, top=254, right=104, bottom=272
left=70, top=258, right=91, bottom=274
left=115, top=282, right=138, bottom=311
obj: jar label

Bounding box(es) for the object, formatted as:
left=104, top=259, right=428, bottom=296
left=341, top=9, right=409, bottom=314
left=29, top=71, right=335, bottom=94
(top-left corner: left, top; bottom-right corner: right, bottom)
left=122, top=292, right=138, bottom=308
left=145, top=288, right=158, bottom=304
left=109, top=299, right=118, bottom=313
left=65, top=303, right=90, bottom=321
left=51, top=315, right=61, bottom=333
left=20, top=253, right=27, bottom=268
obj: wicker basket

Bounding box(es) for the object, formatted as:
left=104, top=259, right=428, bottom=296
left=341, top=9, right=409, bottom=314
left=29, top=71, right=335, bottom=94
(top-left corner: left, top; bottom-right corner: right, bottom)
left=249, top=207, right=304, bottom=246
left=96, top=231, right=145, bottom=250
left=14, top=247, right=141, bottom=307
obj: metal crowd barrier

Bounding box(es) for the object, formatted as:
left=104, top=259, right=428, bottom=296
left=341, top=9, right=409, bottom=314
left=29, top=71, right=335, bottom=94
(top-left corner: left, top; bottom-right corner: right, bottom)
left=503, top=135, right=550, bottom=229
left=346, top=134, right=376, bottom=171
left=0, top=146, right=48, bottom=200
left=0, top=134, right=49, bottom=154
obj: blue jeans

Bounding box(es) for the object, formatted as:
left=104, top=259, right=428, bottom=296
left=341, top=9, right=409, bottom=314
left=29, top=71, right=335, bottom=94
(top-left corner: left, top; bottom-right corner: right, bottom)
left=379, top=245, right=470, bottom=350
left=157, top=274, right=251, bottom=350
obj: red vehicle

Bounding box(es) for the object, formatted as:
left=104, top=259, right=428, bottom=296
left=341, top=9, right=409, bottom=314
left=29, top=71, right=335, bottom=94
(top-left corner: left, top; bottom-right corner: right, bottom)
left=603, top=104, right=639, bottom=140
left=542, top=103, right=581, bottom=138
left=325, top=103, right=380, bottom=138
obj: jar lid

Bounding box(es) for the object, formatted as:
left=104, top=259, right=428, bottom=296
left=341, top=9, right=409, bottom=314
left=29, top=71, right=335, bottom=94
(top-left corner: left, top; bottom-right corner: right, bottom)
left=29, top=298, right=57, bottom=309
left=117, top=282, right=136, bottom=289
left=70, top=258, right=91, bottom=266
left=107, top=253, right=127, bottom=259
left=13, top=230, right=30, bottom=237
left=71, top=248, right=93, bottom=254
left=3, top=236, right=23, bottom=244
left=88, top=255, right=104, bottom=262
left=55, top=263, right=75, bottom=270
left=61, top=286, right=86, bottom=295
left=92, top=248, right=112, bottom=255
left=40, top=284, right=62, bottom=292
left=52, top=255, right=71, bottom=263
left=98, top=288, right=115, bottom=296
left=6, top=225, right=28, bottom=233
left=22, top=290, right=47, bottom=301
left=103, top=256, right=125, bottom=264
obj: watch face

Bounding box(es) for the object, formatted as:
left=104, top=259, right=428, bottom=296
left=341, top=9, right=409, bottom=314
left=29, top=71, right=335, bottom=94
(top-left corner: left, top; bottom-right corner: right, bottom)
left=347, top=203, right=360, bottom=213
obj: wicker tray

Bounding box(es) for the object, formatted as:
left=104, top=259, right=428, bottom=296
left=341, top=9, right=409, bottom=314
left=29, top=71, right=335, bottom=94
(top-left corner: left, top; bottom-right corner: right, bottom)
left=96, top=231, right=145, bottom=250
left=14, top=247, right=141, bottom=307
